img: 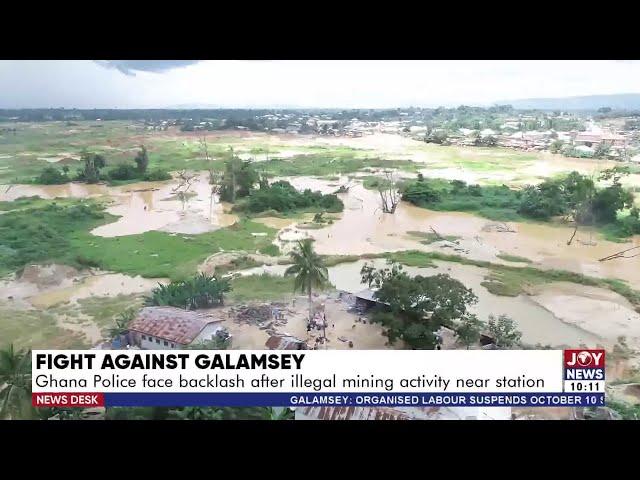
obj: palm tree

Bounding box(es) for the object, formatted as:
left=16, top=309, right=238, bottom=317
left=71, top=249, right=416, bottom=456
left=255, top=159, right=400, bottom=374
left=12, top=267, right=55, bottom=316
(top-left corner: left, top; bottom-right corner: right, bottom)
left=0, top=344, right=32, bottom=419
left=285, top=239, right=328, bottom=332
left=107, top=309, right=136, bottom=341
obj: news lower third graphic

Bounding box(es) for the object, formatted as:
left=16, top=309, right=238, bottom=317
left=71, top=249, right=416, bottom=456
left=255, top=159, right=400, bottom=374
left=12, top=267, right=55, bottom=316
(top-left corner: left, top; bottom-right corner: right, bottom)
left=31, top=350, right=605, bottom=408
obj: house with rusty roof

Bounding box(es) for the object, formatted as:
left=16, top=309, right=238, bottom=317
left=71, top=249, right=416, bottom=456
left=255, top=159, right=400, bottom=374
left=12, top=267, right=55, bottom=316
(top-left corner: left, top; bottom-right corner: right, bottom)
left=295, top=405, right=512, bottom=421
left=128, top=306, right=226, bottom=350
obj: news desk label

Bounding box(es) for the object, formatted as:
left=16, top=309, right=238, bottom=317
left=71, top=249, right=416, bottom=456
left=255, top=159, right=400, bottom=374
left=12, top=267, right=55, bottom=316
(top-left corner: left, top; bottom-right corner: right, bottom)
left=563, top=349, right=605, bottom=393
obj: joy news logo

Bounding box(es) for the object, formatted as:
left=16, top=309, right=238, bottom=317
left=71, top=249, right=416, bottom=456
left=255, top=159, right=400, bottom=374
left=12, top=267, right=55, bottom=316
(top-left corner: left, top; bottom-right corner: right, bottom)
left=564, top=349, right=605, bottom=381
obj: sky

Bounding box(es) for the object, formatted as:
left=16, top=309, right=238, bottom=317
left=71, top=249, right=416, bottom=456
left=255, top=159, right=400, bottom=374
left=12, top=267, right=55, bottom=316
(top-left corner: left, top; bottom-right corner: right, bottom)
left=1, top=60, right=640, bottom=109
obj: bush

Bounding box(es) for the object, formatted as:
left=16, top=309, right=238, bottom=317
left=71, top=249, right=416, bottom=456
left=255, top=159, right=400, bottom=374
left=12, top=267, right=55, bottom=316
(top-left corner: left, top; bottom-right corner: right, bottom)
left=143, top=169, right=172, bottom=181
left=34, top=167, right=69, bottom=185
left=401, top=182, right=441, bottom=205
left=107, top=163, right=138, bottom=181
left=145, top=273, right=231, bottom=310
left=241, top=180, right=343, bottom=214
left=259, top=244, right=281, bottom=256
left=614, top=208, right=640, bottom=236
left=517, top=185, right=564, bottom=219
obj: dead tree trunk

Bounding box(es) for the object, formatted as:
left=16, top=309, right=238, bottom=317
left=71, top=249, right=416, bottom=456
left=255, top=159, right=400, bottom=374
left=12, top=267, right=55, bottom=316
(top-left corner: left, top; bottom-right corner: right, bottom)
left=567, top=224, right=578, bottom=246
left=430, top=226, right=444, bottom=241
left=599, top=245, right=640, bottom=262
left=377, top=171, right=399, bottom=214
left=172, top=170, right=198, bottom=212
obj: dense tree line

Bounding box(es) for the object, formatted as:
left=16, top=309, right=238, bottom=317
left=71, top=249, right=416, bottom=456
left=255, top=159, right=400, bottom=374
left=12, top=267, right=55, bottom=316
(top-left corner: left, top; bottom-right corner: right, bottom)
left=33, top=146, right=170, bottom=185
left=400, top=170, right=640, bottom=236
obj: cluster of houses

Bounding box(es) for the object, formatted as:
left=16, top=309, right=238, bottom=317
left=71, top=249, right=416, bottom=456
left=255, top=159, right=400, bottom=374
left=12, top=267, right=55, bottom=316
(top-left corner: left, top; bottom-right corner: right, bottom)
left=423, top=124, right=637, bottom=160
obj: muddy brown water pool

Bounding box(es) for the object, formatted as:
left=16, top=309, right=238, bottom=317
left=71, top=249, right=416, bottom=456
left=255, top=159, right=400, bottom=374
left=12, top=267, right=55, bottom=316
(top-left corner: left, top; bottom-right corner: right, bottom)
left=3, top=173, right=639, bottom=290
left=2, top=169, right=640, bottom=352
left=0, top=173, right=238, bottom=236
left=269, top=177, right=640, bottom=289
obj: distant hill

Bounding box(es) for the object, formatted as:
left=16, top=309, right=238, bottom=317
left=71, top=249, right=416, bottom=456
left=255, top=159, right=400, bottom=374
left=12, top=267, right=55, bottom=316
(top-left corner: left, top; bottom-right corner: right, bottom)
left=499, top=93, right=640, bottom=111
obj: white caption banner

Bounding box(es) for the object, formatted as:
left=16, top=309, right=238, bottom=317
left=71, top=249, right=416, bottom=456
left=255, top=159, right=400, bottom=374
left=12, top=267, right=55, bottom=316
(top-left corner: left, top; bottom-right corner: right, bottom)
left=32, top=350, right=563, bottom=394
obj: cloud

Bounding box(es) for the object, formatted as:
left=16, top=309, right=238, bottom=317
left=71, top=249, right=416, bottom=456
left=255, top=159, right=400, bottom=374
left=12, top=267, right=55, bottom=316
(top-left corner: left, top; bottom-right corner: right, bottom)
left=94, top=60, right=200, bottom=76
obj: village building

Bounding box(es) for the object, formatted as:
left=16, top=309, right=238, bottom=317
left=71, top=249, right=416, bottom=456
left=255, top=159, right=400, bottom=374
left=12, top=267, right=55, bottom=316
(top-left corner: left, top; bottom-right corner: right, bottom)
left=285, top=123, right=302, bottom=134
left=265, top=334, right=308, bottom=350
left=500, top=130, right=550, bottom=150
left=295, top=405, right=512, bottom=420
left=127, top=306, right=228, bottom=350
left=353, top=288, right=388, bottom=311
left=574, top=129, right=628, bottom=149
left=480, top=128, right=497, bottom=137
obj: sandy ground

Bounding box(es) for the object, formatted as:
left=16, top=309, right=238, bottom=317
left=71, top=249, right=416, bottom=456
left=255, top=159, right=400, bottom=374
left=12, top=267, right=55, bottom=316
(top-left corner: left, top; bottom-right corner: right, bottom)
left=217, top=294, right=398, bottom=351
left=529, top=282, right=640, bottom=348
left=1, top=264, right=165, bottom=345
left=26, top=272, right=162, bottom=309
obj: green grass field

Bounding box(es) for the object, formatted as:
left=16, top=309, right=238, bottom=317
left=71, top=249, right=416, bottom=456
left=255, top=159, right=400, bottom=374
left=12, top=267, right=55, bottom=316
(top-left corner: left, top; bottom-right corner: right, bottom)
left=0, top=121, right=425, bottom=184
left=228, top=273, right=296, bottom=303
left=0, top=199, right=279, bottom=280
left=0, top=303, right=90, bottom=350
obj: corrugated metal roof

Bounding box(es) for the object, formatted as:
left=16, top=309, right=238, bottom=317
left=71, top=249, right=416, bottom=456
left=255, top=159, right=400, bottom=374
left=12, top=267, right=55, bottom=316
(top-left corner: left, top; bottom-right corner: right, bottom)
left=296, top=406, right=456, bottom=420
left=128, top=306, right=223, bottom=345
left=295, top=405, right=512, bottom=421
left=265, top=335, right=308, bottom=350
left=354, top=289, right=377, bottom=302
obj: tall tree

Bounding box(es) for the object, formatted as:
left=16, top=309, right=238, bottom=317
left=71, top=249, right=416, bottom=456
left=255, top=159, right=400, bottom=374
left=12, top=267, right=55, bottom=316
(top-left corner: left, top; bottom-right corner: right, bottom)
left=486, top=314, right=522, bottom=349
left=377, top=170, right=399, bottom=214
left=134, top=145, right=149, bottom=174
left=0, top=344, right=33, bottom=419
left=455, top=314, right=485, bottom=349
left=172, top=170, right=199, bottom=211
left=208, top=170, right=223, bottom=220
left=107, top=309, right=136, bottom=340
left=285, top=239, right=328, bottom=330
left=200, top=135, right=223, bottom=220
left=219, top=150, right=258, bottom=203
left=79, top=151, right=106, bottom=184
left=361, top=262, right=478, bottom=349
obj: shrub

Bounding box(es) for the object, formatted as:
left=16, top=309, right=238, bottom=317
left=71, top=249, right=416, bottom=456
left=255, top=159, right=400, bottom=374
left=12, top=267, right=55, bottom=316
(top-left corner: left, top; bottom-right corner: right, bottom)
left=108, top=163, right=138, bottom=181
left=401, top=182, right=441, bottom=205
left=241, top=180, right=343, bottom=214
left=517, top=185, right=563, bottom=219
left=143, top=169, right=172, bottom=181
left=34, top=167, right=69, bottom=185
left=145, top=273, right=231, bottom=310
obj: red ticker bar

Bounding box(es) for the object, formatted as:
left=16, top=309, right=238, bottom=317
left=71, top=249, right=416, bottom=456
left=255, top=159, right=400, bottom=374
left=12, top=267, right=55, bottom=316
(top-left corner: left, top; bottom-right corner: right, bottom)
left=32, top=392, right=105, bottom=408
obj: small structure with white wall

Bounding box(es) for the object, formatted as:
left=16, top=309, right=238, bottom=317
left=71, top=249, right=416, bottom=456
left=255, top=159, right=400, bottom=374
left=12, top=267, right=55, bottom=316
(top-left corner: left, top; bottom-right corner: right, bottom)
left=128, top=306, right=227, bottom=350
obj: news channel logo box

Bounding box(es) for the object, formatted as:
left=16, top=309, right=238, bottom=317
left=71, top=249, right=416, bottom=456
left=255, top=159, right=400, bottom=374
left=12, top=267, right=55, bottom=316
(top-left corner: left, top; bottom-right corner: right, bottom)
left=563, top=349, right=605, bottom=381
